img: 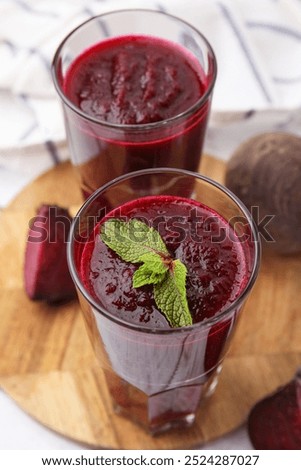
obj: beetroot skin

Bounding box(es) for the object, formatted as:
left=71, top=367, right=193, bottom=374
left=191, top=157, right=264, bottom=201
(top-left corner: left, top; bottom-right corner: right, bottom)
left=248, top=369, right=301, bottom=450
left=24, top=204, right=76, bottom=302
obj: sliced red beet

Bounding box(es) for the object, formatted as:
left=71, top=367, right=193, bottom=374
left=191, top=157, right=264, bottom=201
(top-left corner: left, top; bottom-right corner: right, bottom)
left=248, top=369, right=301, bottom=450
left=24, top=204, right=76, bottom=302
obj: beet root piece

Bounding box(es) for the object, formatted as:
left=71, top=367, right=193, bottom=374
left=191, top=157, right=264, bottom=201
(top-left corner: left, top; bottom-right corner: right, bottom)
left=24, top=204, right=76, bottom=302
left=225, top=132, right=301, bottom=254
left=248, top=369, right=301, bottom=449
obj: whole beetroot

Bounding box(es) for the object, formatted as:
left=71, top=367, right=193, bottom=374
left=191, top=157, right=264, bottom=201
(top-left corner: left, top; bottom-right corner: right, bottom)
left=225, top=132, right=301, bottom=254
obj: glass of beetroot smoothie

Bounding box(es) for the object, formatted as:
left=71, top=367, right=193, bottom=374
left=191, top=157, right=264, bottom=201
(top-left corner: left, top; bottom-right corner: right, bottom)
left=52, top=9, right=217, bottom=199
left=67, top=168, right=260, bottom=435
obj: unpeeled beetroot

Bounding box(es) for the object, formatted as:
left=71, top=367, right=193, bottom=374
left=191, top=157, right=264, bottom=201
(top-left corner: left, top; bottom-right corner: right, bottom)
left=24, top=204, right=76, bottom=302
left=248, top=369, right=301, bottom=449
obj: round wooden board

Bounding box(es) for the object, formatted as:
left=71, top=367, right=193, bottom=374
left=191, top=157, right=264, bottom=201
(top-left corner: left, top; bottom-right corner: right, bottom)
left=0, top=156, right=300, bottom=449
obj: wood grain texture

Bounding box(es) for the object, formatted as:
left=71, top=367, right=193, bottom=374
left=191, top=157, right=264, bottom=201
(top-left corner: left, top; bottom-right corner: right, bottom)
left=0, top=156, right=300, bottom=449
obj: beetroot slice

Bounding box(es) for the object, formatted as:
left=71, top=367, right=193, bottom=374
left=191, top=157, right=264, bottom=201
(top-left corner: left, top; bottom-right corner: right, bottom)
left=24, top=204, right=76, bottom=302
left=248, top=369, right=301, bottom=450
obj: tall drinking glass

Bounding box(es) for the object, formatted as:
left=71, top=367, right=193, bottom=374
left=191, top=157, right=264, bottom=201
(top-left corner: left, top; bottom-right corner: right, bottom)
left=67, top=168, right=260, bottom=435
left=52, top=10, right=217, bottom=198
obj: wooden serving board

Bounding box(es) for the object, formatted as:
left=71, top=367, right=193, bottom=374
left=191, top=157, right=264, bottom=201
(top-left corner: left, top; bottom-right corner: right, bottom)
left=0, top=156, right=300, bottom=449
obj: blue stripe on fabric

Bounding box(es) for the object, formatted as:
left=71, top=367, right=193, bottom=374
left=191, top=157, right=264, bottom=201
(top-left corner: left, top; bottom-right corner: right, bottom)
left=244, top=109, right=255, bottom=118
left=45, top=140, right=60, bottom=165
left=2, top=40, right=17, bottom=55
left=83, top=7, right=95, bottom=18
left=97, top=18, right=110, bottom=37
left=247, top=22, right=301, bottom=85
left=19, top=121, right=38, bottom=142
left=82, top=7, right=110, bottom=37
left=246, top=21, right=301, bottom=41
left=28, top=47, right=51, bottom=70
left=218, top=2, right=274, bottom=104
left=1, top=40, right=51, bottom=71
left=273, top=75, right=301, bottom=84
left=156, top=3, right=168, bottom=12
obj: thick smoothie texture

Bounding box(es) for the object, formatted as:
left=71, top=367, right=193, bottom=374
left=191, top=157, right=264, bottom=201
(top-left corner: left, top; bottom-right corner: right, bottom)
left=80, top=195, right=247, bottom=328
left=64, top=35, right=205, bottom=125
left=62, top=35, right=213, bottom=198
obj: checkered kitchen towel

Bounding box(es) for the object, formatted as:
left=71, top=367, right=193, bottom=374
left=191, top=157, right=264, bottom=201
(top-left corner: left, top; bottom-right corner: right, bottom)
left=1, top=0, right=301, bottom=206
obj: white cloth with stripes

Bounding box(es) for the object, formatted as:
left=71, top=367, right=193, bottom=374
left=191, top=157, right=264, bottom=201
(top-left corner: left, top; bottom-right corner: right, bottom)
left=1, top=0, right=301, bottom=206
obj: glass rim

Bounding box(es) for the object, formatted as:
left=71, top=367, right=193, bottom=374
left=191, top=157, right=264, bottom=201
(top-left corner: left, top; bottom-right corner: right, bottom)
left=51, top=8, right=217, bottom=132
left=67, top=167, right=261, bottom=335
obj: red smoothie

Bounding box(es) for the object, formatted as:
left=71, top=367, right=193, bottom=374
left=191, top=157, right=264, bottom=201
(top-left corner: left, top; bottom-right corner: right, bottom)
left=81, top=195, right=247, bottom=326
left=62, top=35, right=212, bottom=197
left=64, top=35, right=204, bottom=125
left=78, top=195, right=249, bottom=432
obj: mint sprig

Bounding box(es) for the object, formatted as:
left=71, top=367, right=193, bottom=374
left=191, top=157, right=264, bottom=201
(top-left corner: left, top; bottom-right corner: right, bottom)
left=154, top=259, right=191, bottom=327
left=101, top=218, right=169, bottom=262
left=133, top=253, right=168, bottom=288
left=100, top=218, right=192, bottom=327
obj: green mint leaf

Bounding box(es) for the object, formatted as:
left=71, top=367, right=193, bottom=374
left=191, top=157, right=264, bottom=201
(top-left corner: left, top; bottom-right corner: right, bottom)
left=133, top=252, right=168, bottom=288
left=100, top=218, right=169, bottom=263
left=154, top=259, right=193, bottom=327
left=100, top=218, right=192, bottom=328
left=133, top=265, right=167, bottom=288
